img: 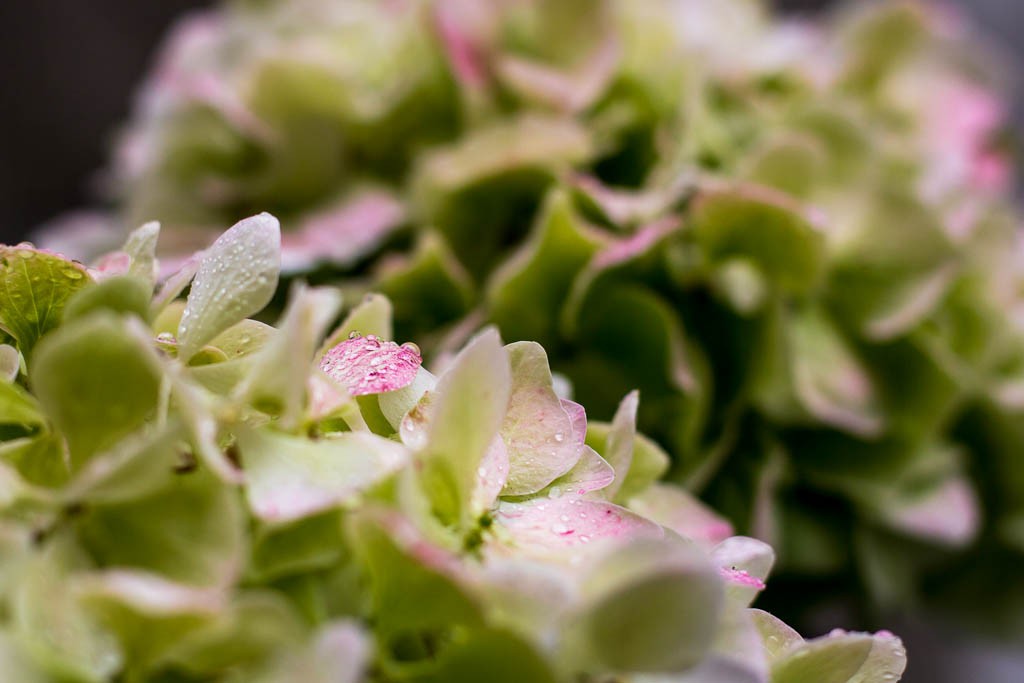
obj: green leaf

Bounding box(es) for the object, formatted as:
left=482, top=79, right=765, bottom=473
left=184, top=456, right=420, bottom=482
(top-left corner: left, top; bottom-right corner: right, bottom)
left=405, top=328, right=511, bottom=526
left=75, top=468, right=246, bottom=588
left=63, top=275, right=153, bottom=323
left=0, top=245, right=91, bottom=357
left=568, top=538, right=723, bottom=673
left=177, top=213, right=281, bottom=360
left=30, top=314, right=162, bottom=469
left=236, top=427, right=407, bottom=524
left=690, top=185, right=826, bottom=295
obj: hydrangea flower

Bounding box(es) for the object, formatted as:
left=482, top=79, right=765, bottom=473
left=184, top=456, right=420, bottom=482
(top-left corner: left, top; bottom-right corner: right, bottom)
left=43, top=0, right=1024, bottom=623
left=0, top=219, right=905, bottom=682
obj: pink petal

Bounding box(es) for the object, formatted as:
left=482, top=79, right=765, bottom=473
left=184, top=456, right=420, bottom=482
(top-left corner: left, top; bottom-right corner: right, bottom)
left=592, top=215, right=682, bottom=270
left=496, top=496, right=662, bottom=559
left=433, top=0, right=489, bottom=90
left=560, top=398, right=587, bottom=447
left=319, top=335, right=423, bottom=396
left=496, top=37, right=620, bottom=113
left=883, top=476, right=980, bottom=547
left=718, top=567, right=766, bottom=591
left=627, top=483, right=734, bottom=546
left=280, top=192, right=406, bottom=272
left=91, top=251, right=132, bottom=280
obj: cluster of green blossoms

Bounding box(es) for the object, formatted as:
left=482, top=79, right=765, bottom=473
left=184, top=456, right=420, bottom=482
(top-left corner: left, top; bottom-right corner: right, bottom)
left=0, top=218, right=905, bottom=681
left=42, top=0, right=1024, bottom=621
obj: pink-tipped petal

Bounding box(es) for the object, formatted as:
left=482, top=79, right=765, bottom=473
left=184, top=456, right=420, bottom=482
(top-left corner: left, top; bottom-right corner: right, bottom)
left=496, top=496, right=662, bottom=560
left=560, top=398, right=588, bottom=446
left=320, top=336, right=423, bottom=396
left=280, top=192, right=406, bottom=273
left=434, top=0, right=489, bottom=90
left=719, top=566, right=766, bottom=591
left=592, top=216, right=683, bottom=270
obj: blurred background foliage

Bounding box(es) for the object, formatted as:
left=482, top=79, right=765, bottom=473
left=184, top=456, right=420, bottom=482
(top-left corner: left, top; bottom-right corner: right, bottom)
left=0, top=0, right=1021, bottom=242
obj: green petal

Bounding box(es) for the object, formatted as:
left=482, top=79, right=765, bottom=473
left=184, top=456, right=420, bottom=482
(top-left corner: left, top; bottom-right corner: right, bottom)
left=75, top=468, right=245, bottom=588
left=567, top=538, right=723, bottom=673
left=500, top=342, right=582, bottom=496
left=177, top=213, right=280, bottom=360
left=406, top=328, right=510, bottom=526
left=236, top=427, right=407, bottom=524
left=30, top=313, right=162, bottom=470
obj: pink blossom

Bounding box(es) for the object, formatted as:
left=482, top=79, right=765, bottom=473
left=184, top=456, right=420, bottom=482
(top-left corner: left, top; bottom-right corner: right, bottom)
left=320, top=335, right=423, bottom=396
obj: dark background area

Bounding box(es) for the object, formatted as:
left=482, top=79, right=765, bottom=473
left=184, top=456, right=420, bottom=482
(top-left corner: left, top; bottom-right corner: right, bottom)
left=1, top=1, right=1022, bottom=246
left=0, top=2, right=1022, bottom=682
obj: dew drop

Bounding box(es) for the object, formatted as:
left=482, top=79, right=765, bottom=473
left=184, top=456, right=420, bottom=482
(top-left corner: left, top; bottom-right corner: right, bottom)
left=548, top=486, right=562, bottom=499
left=401, top=341, right=421, bottom=356
left=553, top=432, right=564, bottom=443
left=348, top=331, right=362, bottom=340
left=551, top=523, right=569, bottom=535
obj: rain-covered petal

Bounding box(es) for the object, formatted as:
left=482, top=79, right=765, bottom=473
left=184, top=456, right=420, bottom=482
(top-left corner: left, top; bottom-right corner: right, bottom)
left=500, top=342, right=583, bottom=496
left=495, top=495, right=662, bottom=561
left=319, top=335, right=423, bottom=396
left=177, top=213, right=280, bottom=360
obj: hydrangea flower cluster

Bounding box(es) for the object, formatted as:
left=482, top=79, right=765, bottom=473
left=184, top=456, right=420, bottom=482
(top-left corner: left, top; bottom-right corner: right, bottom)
left=43, top=0, right=1024, bottom=620
left=0, top=217, right=905, bottom=681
